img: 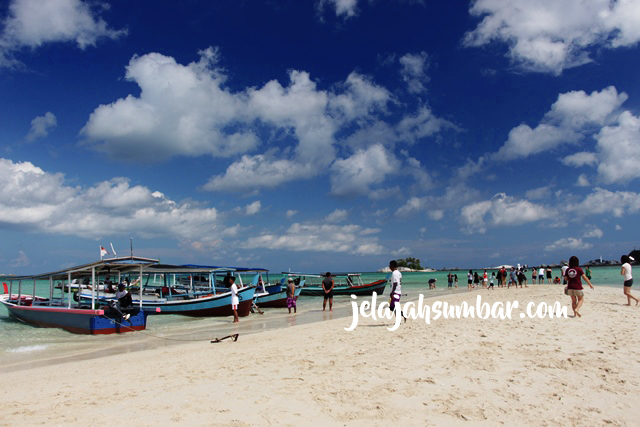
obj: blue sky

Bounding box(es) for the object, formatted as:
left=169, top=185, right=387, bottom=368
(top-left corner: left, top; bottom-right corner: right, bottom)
left=1, top=0, right=640, bottom=274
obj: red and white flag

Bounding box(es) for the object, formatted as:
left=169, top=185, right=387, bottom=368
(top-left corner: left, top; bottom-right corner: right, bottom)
left=100, top=246, right=109, bottom=258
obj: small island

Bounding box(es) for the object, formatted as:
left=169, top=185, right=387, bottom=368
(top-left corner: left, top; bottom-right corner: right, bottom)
left=378, top=257, right=436, bottom=273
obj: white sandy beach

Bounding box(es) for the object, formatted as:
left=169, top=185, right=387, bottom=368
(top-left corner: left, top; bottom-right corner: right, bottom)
left=1, top=285, right=639, bottom=426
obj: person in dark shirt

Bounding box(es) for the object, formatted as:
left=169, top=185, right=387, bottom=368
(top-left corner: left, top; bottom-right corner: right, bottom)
left=109, top=283, right=133, bottom=321
left=322, top=272, right=334, bottom=312
left=565, top=256, right=594, bottom=318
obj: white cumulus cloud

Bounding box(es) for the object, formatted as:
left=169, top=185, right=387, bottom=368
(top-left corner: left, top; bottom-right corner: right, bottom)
left=399, top=52, right=430, bottom=94
left=465, top=0, right=640, bottom=75
left=82, top=48, right=256, bottom=162
left=595, top=111, right=640, bottom=184
left=0, top=158, right=220, bottom=242
left=330, top=144, right=399, bottom=197
left=1, top=0, right=125, bottom=67
left=324, top=209, right=349, bottom=223
left=26, top=112, right=57, bottom=142
left=317, top=0, right=359, bottom=18
left=244, top=201, right=262, bottom=216
left=545, top=237, right=592, bottom=251
left=461, top=193, right=554, bottom=234
left=241, top=222, right=384, bottom=255
left=496, top=86, right=627, bottom=160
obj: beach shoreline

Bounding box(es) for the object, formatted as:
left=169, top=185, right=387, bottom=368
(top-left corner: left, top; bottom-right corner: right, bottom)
left=1, top=285, right=639, bottom=426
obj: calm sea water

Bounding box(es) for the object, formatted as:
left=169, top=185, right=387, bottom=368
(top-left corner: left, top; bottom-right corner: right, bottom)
left=0, top=266, right=626, bottom=371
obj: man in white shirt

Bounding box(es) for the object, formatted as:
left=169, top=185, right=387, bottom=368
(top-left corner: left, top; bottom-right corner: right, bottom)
left=561, top=264, right=569, bottom=285
left=389, top=260, right=406, bottom=323
left=230, top=276, right=239, bottom=323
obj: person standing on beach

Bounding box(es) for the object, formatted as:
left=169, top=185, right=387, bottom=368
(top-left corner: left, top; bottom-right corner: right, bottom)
left=467, top=270, right=473, bottom=290
left=447, top=272, right=453, bottom=288
left=531, top=268, right=536, bottom=284
left=546, top=266, right=553, bottom=284
left=489, top=272, right=495, bottom=289
left=620, top=255, right=638, bottom=306
left=453, top=274, right=458, bottom=288
left=538, top=266, right=545, bottom=284
left=483, top=269, right=488, bottom=288
left=509, top=267, right=517, bottom=289
left=287, top=278, right=297, bottom=314
left=389, top=260, right=405, bottom=322
left=230, top=276, right=240, bottom=323
left=561, top=264, right=569, bottom=285
left=585, top=266, right=592, bottom=281
left=565, top=256, right=594, bottom=318
left=322, top=272, right=334, bottom=312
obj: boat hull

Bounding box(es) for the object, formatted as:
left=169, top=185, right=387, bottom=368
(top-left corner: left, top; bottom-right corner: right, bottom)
left=0, top=295, right=148, bottom=335
left=79, top=287, right=255, bottom=317
left=299, top=279, right=387, bottom=297
left=255, top=287, right=302, bottom=308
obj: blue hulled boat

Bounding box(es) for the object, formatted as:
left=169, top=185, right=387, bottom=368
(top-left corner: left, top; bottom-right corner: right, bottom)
left=79, top=265, right=256, bottom=317
left=0, top=256, right=159, bottom=335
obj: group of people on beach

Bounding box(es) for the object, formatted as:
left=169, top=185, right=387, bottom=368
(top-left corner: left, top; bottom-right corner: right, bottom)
left=230, top=253, right=636, bottom=323
left=440, top=255, right=635, bottom=318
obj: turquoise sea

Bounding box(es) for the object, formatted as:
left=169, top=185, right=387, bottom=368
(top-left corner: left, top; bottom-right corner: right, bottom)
left=0, top=266, right=626, bottom=372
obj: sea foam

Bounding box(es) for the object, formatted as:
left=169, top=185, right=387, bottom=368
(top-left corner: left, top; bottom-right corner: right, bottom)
left=6, top=344, right=50, bottom=353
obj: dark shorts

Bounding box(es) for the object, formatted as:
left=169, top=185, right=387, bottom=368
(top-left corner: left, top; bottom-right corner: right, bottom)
left=323, top=291, right=333, bottom=299
left=468, top=279, right=473, bottom=284
left=624, top=279, right=633, bottom=287
left=547, top=272, right=552, bottom=278
left=390, top=293, right=401, bottom=310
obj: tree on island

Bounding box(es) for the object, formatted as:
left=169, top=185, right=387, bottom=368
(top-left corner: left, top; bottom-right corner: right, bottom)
left=396, top=257, right=423, bottom=270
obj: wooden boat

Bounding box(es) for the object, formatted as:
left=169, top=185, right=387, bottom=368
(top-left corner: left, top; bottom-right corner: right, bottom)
left=287, top=272, right=387, bottom=297
left=0, top=256, right=159, bottom=335
left=182, top=265, right=303, bottom=309
left=79, top=264, right=255, bottom=317
left=253, top=278, right=303, bottom=308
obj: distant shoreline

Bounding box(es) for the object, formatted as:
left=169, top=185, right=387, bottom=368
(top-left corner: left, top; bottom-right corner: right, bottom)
left=377, top=267, right=437, bottom=273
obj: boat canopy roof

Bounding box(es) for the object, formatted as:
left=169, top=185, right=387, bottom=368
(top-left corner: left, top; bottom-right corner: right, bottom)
left=282, top=272, right=363, bottom=278
left=5, top=256, right=161, bottom=281
left=5, top=258, right=239, bottom=281
left=182, top=264, right=268, bottom=273
left=145, top=264, right=235, bottom=274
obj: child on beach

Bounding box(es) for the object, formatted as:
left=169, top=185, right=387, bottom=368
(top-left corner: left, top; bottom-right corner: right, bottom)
left=488, top=272, right=495, bottom=289
left=620, top=255, right=638, bottom=306
left=565, top=255, right=594, bottom=318
left=453, top=274, right=458, bottom=288
left=230, top=276, right=239, bottom=323
left=286, top=278, right=297, bottom=314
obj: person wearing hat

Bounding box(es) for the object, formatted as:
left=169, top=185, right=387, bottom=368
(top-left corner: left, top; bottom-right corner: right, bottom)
left=109, top=283, right=133, bottom=321
left=286, top=278, right=297, bottom=314
left=620, top=255, right=637, bottom=306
